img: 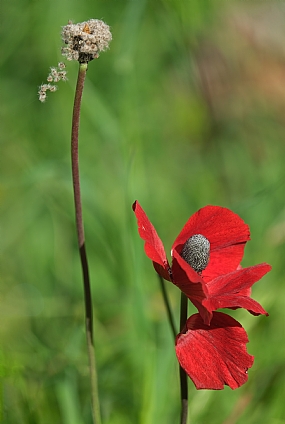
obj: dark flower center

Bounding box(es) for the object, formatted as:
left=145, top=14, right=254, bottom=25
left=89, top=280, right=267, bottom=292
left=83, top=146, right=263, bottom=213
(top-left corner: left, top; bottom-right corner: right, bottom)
left=180, top=234, right=210, bottom=273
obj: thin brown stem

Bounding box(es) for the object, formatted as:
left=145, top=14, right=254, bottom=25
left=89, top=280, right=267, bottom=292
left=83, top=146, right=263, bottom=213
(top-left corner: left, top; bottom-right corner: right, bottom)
left=71, top=62, right=101, bottom=424
left=179, top=293, right=188, bottom=424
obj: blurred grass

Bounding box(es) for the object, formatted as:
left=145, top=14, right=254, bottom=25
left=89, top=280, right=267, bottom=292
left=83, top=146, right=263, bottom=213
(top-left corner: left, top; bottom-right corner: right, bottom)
left=1, top=0, right=285, bottom=423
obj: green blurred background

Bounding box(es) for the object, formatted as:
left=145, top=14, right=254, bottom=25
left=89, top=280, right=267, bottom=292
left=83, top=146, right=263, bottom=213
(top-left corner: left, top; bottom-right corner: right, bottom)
left=1, top=0, right=284, bottom=423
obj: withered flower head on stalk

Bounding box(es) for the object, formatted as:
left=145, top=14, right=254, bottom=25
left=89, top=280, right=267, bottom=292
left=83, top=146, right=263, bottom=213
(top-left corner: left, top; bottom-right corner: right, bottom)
left=61, top=19, right=112, bottom=63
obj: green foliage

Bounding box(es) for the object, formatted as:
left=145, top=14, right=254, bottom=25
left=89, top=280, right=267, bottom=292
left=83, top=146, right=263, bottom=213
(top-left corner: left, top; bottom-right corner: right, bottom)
left=1, top=0, right=284, bottom=423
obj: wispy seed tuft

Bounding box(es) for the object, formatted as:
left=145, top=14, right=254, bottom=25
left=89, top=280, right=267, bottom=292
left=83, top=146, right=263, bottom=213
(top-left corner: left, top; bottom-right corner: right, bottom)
left=38, top=62, right=68, bottom=102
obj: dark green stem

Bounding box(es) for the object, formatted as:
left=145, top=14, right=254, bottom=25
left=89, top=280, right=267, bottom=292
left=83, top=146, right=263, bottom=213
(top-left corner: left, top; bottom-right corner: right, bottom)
left=157, top=274, right=177, bottom=339
left=71, top=62, right=101, bottom=424
left=179, top=293, right=188, bottom=424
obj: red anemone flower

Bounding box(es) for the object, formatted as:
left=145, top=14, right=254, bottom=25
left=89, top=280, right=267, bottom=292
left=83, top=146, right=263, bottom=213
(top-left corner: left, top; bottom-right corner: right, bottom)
left=132, top=201, right=271, bottom=390
left=132, top=200, right=270, bottom=324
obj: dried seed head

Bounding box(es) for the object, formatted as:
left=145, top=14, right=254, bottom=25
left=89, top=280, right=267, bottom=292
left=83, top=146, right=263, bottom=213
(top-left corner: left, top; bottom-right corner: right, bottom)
left=49, top=85, right=58, bottom=92
left=58, top=71, right=68, bottom=81
left=180, top=234, right=210, bottom=273
left=38, top=91, right=47, bottom=103
left=38, top=83, right=58, bottom=102
left=61, top=19, right=112, bottom=63
left=50, top=67, right=58, bottom=76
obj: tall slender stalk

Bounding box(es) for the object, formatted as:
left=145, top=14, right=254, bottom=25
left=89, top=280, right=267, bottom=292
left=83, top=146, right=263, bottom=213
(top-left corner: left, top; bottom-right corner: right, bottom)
left=71, top=62, right=101, bottom=424
left=179, top=293, right=188, bottom=424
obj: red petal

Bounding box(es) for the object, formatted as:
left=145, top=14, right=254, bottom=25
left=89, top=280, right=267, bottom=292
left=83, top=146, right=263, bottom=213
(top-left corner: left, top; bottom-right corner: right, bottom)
left=172, top=250, right=211, bottom=325
left=205, top=264, right=271, bottom=316
left=172, top=206, right=250, bottom=281
left=132, top=201, right=171, bottom=280
left=175, top=312, right=254, bottom=390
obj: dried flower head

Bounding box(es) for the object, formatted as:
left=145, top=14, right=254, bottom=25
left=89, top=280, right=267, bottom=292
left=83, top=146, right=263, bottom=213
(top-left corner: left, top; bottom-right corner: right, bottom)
left=61, top=19, right=112, bottom=63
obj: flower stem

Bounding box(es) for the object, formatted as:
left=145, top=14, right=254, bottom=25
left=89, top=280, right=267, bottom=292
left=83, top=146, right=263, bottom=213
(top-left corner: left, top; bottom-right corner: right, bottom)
left=179, top=293, right=188, bottom=424
left=157, top=274, right=177, bottom=339
left=71, top=62, right=101, bottom=424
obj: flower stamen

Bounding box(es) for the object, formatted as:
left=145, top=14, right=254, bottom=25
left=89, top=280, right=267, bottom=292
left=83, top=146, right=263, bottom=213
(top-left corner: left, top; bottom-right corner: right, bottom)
left=180, top=234, right=210, bottom=273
